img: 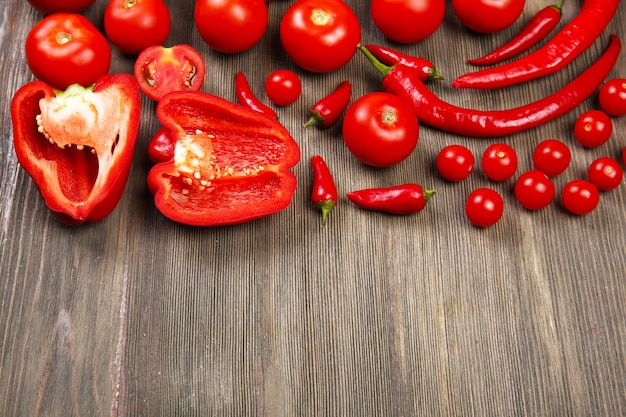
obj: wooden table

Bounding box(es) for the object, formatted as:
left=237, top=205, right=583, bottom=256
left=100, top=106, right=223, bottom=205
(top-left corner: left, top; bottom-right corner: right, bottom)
left=2, top=0, right=625, bottom=415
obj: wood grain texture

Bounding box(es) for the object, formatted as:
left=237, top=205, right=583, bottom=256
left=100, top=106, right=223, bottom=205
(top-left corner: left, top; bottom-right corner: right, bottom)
left=1, top=0, right=625, bottom=416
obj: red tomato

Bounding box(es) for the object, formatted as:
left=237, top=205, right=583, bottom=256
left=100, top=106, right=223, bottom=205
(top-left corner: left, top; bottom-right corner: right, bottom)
left=514, top=170, right=555, bottom=210
left=436, top=144, right=474, bottom=182
left=465, top=188, right=504, bottom=227
left=134, top=44, right=206, bottom=101
left=587, top=157, right=623, bottom=191
left=195, top=0, right=268, bottom=54
left=481, top=143, right=518, bottom=181
left=561, top=180, right=600, bottom=215
left=104, top=0, right=171, bottom=55
left=280, top=0, right=361, bottom=73
left=598, top=78, right=626, bottom=116
left=342, top=92, right=419, bottom=167
left=452, top=0, right=525, bottom=33
left=27, top=0, right=95, bottom=14
left=573, top=110, right=613, bottom=148
left=265, top=70, right=302, bottom=106
left=25, top=13, right=111, bottom=90
left=371, top=0, right=445, bottom=43
left=532, top=139, right=571, bottom=177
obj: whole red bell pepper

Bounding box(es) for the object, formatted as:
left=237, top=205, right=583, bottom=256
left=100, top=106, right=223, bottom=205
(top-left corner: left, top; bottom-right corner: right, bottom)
left=147, top=90, right=301, bottom=226
left=10, top=73, right=141, bottom=225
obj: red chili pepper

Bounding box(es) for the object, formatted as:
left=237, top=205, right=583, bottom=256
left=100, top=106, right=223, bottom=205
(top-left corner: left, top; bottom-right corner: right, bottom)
left=453, top=0, right=620, bottom=89
left=10, top=74, right=141, bottom=225
left=467, top=0, right=564, bottom=66
left=311, top=155, right=338, bottom=227
left=147, top=91, right=300, bottom=226
left=363, top=44, right=444, bottom=82
left=235, top=71, right=277, bottom=119
left=359, top=35, right=620, bottom=137
left=347, top=184, right=434, bottom=215
left=303, top=81, right=352, bottom=128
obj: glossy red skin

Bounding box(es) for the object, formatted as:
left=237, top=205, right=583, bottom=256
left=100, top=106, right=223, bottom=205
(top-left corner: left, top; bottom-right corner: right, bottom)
left=195, top=0, right=268, bottom=54
left=561, top=180, right=600, bottom=215
left=468, top=2, right=562, bottom=66
left=235, top=71, right=277, bottom=118
left=27, top=0, right=96, bottom=14
left=347, top=184, right=434, bottom=215
left=453, top=0, right=620, bottom=89
left=104, top=0, right=171, bottom=55
left=147, top=128, right=176, bottom=164
left=573, top=110, right=613, bottom=148
left=453, top=0, right=524, bottom=33
left=342, top=92, right=419, bottom=168
left=481, top=143, right=518, bottom=181
left=514, top=170, right=555, bottom=210
left=25, top=13, right=111, bottom=90
left=598, top=78, right=626, bottom=116
left=265, top=70, right=302, bottom=106
left=371, top=0, right=445, bottom=43
left=587, top=157, right=623, bottom=191
left=465, top=188, right=504, bottom=227
left=364, top=44, right=443, bottom=82
left=362, top=35, right=621, bottom=137
left=532, top=139, right=571, bottom=177
left=304, top=80, right=352, bottom=128
left=436, top=144, right=474, bottom=182
left=134, top=44, right=205, bottom=101
left=280, top=0, right=361, bottom=73
left=311, top=155, right=338, bottom=227
left=10, top=74, right=141, bottom=225
left=147, top=91, right=301, bottom=226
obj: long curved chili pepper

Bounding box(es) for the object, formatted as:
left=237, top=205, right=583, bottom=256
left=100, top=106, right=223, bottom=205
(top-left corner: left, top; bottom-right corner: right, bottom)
left=453, top=0, right=619, bottom=89
left=359, top=35, right=621, bottom=137
left=235, top=71, right=278, bottom=118
left=363, top=44, right=444, bottom=82
left=311, top=155, right=338, bottom=227
left=467, top=0, right=564, bottom=66
left=303, top=81, right=352, bottom=128
left=347, top=184, right=435, bottom=215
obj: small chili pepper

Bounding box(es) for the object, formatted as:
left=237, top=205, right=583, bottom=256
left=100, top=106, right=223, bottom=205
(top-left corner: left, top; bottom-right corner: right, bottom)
left=303, top=81, right=352, bottom=128
left=453, top=0, right=620, bottom=89
left=358, top=35, right=621, bottom=137
left=364, top=44, right=444, bottom=82
left=311, top=155, right=338, bottom=227
left=467, top=0, right=564, bottom=66
left=235, top=71, right=278, bottom=119
left=347, top=184, right=435, bottom=215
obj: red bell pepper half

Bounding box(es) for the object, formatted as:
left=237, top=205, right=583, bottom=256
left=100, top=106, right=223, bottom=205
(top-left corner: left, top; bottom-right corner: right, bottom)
left=10, top=74, right=141, bottom=225
left=147, top=91, right=301, bottom=226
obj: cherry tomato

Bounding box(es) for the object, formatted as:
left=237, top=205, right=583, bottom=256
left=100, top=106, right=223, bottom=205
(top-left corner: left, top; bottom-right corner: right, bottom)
left=465, top=188, right=504, bottom=227
left=195, top=0, right=268, bottom=54
left=371, top=0, right=445, bottom=43
left=481, top=143, right=518, bottom=181
left=587, top=157, right=623, bottom=191
left=342, top=92, right=419, bottom=167
left=452, top=0, right=525, bottom=33
left=561, top=180, right=600, bottom=215
left=133, top=44, right=206, bottom=101
left=532, top=139, right=571, bottom=177
left=27, top=0, right=95, bottom=14
left=436, top=144, right=474, bottom=182
left=573, top=110, right=613, bottom=148
left=514, top=170, right=555, bottom=210
left=280, top=0, right=361, bottom=73
left=104, top=0, right=171, bottom=55
left=25, top=13, right=111, bottom=90
left=598, top=78, right=626, bottom=117
left=265, top=70, right=302, bottom=106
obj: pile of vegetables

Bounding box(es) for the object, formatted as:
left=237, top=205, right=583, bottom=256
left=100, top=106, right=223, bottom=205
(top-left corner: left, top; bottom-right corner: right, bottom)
left=11, top=0, right=626, bottom=227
